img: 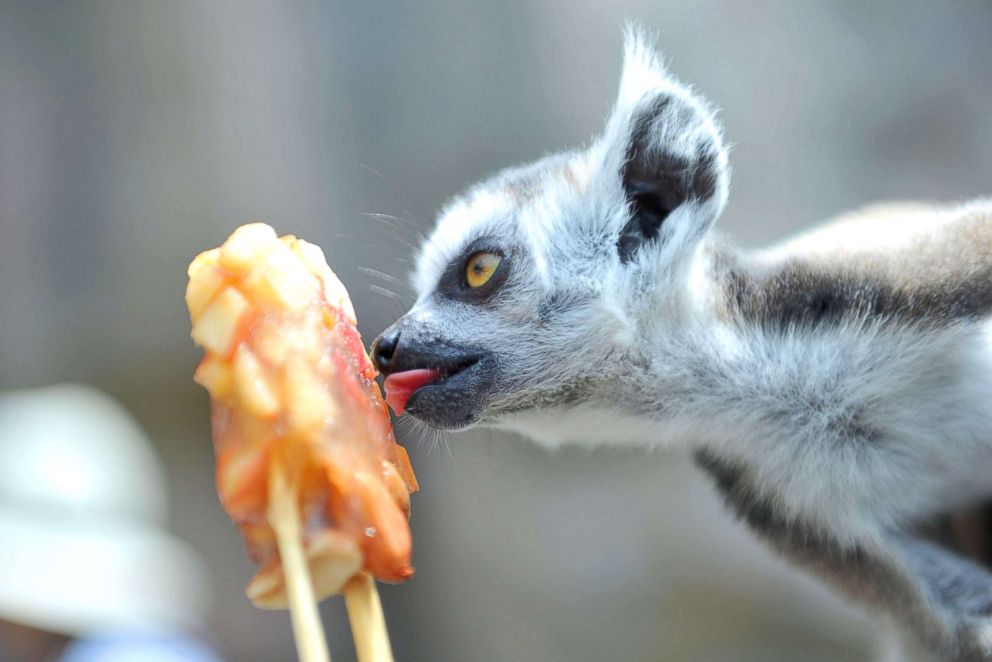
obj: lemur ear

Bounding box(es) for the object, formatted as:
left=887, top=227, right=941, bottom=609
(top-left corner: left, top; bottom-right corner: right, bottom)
left=598, top=28, right=730, bottom=264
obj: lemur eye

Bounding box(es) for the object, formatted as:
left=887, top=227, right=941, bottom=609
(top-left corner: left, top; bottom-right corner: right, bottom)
left=464, top=251, right=502, bottom=288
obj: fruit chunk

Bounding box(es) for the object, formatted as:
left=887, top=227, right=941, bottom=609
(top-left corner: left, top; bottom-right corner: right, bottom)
left=241, top=241, right=315, bottom=312
left=190, top=287, right=249, bottom=356
left=193, top=357, right=233, bottom=398
left=246, top=530, right=363, bottom=609
left=232, top=346, right=280, bottom=418
left=285, top=358, right=336, bottom=436
left=185, top=249, right=225, bottom=318
left=218, top=223, right=278, bottom=271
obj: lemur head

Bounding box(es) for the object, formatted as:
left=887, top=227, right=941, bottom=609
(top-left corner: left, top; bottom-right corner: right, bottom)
left=372, top=30, right=730, bottom=436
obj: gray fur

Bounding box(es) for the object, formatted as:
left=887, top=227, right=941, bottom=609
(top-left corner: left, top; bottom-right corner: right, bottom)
left=378, top=29, right=992, bottom=660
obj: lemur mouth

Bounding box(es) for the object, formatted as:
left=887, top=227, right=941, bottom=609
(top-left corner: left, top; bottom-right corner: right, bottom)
left=383, top=358, right=480, bottom=416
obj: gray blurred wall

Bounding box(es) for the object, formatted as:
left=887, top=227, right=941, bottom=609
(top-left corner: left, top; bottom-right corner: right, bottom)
left=2, top=2, right=991, bottom=660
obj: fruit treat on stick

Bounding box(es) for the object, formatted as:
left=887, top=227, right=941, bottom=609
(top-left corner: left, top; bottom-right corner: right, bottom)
left=186, top=223, right=417, bottom=661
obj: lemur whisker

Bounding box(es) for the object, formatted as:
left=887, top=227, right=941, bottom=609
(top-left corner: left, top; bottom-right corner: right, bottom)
left=397, top=416, right=442, bottom=456
left=439, top=430, right=454, bottom=460
left=358, top=162, right=438, bottom=233
left=363, top=212, right=427, bottom=243
left=393, top=414, right=414, bottom=438
left=400, top=209, right=427, bottom=233
left=393, top=417, right=426, bottom=453
left=371, top=292, right=411, bottom=321
left=355, top=242, right=404, bottom=253
left=365, top=211, right=450, bottom=273
left=429, top=429, right=445, bottom=458
left=367, top=286, right=409, bottom=319
left=362, top=214, right=420, bottom=252
left=369, top=284, right=406, bottom=302
left=357, top=266, right=412, bottom=292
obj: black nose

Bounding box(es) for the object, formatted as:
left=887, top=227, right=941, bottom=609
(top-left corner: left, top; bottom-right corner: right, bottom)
left=371, top=327, right=400, bottom=374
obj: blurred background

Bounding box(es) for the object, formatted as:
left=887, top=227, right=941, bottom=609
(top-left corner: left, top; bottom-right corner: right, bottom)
left=2, top=2, right=992, bottom=660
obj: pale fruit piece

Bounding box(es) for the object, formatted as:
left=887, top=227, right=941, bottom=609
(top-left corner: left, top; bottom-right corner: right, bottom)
left=321, top=268, right=357, bottom=325
left=233, top=346, right=280, bottom=418
left=380, top=460, right=411, bottom=514
left=185, top=259, right=226, bottom=320
left=246, top=530, right=363, bottom=609
left=287, top=237, right=325, bottom=273
left=290, top=238, right=357, bottom=324
left=285, top=358, right=336, bottom=435
left=308, top=531, right=365, bottom=601
left=191, top=287, right=249, bottom=355
left=218, top=223, right=278, bottom=272
left=241, top=241, right=315, bottom=312
left=251, top=318, right=293, bottom=366
left=216, top=445, right=265, bottom=503
left=187, top=247, right=219, bottom=279
left=252, top=315, right=319, bottom=366
left=193, top=356, right=233, bottom=398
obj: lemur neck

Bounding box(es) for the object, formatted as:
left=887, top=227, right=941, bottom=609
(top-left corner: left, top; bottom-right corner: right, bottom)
left=619, top=235, right=764, bottom=449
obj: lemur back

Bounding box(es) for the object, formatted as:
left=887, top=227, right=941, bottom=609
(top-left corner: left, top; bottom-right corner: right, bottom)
left=718, top=200, right=992, bottom=331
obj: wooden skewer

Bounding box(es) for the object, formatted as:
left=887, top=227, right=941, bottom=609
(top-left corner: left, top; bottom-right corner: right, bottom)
left=345, top=572, right=394, bottom=662
left=269, top=462, right=332, bottom=662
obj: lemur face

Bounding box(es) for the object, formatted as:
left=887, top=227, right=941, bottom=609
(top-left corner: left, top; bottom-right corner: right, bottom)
left=372, top=30, right=730, bottom=432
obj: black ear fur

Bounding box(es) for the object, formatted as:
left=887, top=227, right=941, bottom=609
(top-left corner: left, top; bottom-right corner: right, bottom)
left=616, top=94, right=722, bottom=264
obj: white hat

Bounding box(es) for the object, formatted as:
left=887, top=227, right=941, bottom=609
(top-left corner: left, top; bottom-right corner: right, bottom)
left=0, top=384, right=212, bottom=636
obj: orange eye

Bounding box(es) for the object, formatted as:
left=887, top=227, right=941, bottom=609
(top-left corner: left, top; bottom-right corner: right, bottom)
left=465, top=251, right=502, bottom=288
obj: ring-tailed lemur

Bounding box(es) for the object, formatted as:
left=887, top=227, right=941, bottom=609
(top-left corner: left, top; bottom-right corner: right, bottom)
left=371, top=29, right=992, bottom=661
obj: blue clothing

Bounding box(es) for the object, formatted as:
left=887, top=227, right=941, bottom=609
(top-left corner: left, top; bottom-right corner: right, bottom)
left=59, top=632, right=222, bottom=662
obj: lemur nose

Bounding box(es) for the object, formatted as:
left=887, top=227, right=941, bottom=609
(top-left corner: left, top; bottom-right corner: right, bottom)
left=371, top=327, right=401, bottom=375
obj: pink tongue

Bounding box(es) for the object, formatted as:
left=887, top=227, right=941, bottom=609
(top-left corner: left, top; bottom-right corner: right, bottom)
left=383, top=369, right=443, bottom=416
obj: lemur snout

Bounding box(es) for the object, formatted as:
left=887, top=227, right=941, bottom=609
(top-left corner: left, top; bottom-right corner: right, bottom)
left=370, top=327, right=400, bottom=375
left=370, top=319, right=495, bottom=427
left=371, top=322, right=482, bottom=377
